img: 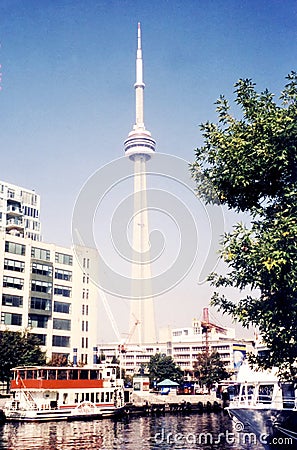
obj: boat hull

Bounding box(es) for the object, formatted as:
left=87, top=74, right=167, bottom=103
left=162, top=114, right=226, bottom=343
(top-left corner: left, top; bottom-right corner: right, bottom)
left=4, top=405, right=125, bottom=422
left=227, top=407, right=297, bottom=447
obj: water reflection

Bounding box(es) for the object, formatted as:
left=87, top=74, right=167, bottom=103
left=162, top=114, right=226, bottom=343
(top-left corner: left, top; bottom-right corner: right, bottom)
left=0, top=413, right=264, bottom=449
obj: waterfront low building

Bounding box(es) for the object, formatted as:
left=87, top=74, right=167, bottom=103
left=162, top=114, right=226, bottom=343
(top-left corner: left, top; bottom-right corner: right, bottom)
left=97, top=318, right=254, bottom=379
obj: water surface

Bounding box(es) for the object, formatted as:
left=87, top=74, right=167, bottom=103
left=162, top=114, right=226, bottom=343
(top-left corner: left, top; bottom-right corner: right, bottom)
left=0, top=412, right=266, bottom=449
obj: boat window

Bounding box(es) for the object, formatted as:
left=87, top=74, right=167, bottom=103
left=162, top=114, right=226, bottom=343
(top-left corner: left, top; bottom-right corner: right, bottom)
left=105, top=392, right=109, bottom=402
left=48, top=370, right=57, bottom=380
left=258, top=385, right=274, bottom=403
left=68, top=369, right=78, bottom=380
left=91, top=393, right=94, bottom=403
left=81, top=393, right=85, bottom=402
left=74, top=393, right=79, bottom=403
left=282, top=383, right=295, bottom=408
left=63, top=393, right=68, bottom=404
left=90, top=370, right=97, bottom=380
left=19, top=370, right=25, bottom=379
left=96, top=393, right=99, bottom=403
left=57, top=370, right=67, bottom=380
left=79, top=370, right=89, bottom=380
left=240, top=385, right=254, bottom=401
left=26, top=370, right=34, bottom=379
left=85, top=393, right=90, bottom=401
left=101, top=392, right=104, bottom=403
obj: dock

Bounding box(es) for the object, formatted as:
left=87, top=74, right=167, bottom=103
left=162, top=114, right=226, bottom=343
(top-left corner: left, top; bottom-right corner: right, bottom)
left=125, top=391, right=223, bottom=416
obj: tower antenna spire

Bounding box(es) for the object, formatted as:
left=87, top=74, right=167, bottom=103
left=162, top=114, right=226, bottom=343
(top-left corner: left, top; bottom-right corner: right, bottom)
left=124, top=23, right=156, bottom=158
left=135, top=22, right=145, bottom=129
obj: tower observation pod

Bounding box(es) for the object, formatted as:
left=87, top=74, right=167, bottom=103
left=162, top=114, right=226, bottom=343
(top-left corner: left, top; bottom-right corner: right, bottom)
left=124, top=23, right=157, bottom=345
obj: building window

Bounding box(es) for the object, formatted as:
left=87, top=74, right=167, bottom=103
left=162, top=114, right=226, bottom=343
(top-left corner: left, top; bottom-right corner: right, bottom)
left=55, top=252, right=73, bottom=265
left=32, top=262, right=53, bottom=277
left=54, top=301, right=70, bottom=314
left=5, top=241, right=25, bottom=256
left=3, top=276, right=24, bottom=290
left=31, top=247, right=50, bottom=261
left=86, top=321, right=89, bottom=332
left=85, top=337, right=88, bottom=349
left=28, top=314, right=48, bottom=328
left=54, top=269, right=72, bottom=281
left=31, top=280, right=52, bottom=294
left=53, top=318, right=71, bottom=331
left=2, top=294, right=23, bottom=307
left=86, top=305, right=89, bottom=315
left=82, top=337, right=84, bottom=348
left=31, top=333, right=46, bottom=345
left=30, top=297, right=51, bottom=311
left=54, top=286, right=71, bottom=297
left=52, top=335, right=70, bottom=347
left=4, top=259, right=25, bottom=272
left=1, top=312, right=22, bottom=326
left=82, top=305, right=85, bottom=315
left=82, top=320, right=84, bottom=331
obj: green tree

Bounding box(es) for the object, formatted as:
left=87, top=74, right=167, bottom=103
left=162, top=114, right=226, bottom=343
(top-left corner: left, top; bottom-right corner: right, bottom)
left=147, top=353, right=183, bottom=384
left=0, top=329, right=46, bottom=388
left=194, top=352, right=230, bottom=390
left=191, top=72, right=297, bottom=380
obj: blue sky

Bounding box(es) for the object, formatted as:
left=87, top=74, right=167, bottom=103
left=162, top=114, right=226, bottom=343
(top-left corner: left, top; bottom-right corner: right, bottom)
left=0, top=0, right=296, bottom=340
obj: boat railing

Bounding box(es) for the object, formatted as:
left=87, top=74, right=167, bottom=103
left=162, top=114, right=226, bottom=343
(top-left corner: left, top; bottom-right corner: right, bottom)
left=231, top=394, right=296, bottom=410
left=16, top=377, right=39, bottom=410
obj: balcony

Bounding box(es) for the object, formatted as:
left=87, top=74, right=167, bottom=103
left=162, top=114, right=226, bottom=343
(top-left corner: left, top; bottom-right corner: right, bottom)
left=7, top=205, right=22, bottom=216
left=6, top=218, right=24, bottom=231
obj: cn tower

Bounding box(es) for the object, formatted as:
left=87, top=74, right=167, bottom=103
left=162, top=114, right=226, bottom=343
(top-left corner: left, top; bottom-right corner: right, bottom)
left=124, top=23, right=157, bottom=344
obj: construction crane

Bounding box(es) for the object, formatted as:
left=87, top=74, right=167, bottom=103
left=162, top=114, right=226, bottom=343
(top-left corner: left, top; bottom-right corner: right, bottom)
left=118, top=318, right=140, bottom=354
left=200, top=307, right=227, bottom=355
left=118, top=319, right=141, bottom=380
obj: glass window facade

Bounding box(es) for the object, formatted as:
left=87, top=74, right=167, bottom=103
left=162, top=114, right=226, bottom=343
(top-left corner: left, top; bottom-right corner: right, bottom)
left=1, top=312, right=22, bottom=326
left=55, top=253, right=73, bottom=265
left=2, top=294, right=23, bottom=307
left=53, top=318, right=71, bottom=331
left=52, top=335, right=70, bottom=347
left=5, top=241, right=25, bottom=256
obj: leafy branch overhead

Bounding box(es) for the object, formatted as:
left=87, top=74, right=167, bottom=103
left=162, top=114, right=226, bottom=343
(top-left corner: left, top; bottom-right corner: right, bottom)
left=191, top=72, right=297, bottom=379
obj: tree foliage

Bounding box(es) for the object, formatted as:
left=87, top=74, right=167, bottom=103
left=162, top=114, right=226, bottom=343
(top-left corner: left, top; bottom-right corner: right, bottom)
left=147, top=353, right=183, bottom=384
left=191, top=72, right=297, bottom=380
left=0, top=329, right=46, bottom=383
left=193, top=352, right=230, bottom=389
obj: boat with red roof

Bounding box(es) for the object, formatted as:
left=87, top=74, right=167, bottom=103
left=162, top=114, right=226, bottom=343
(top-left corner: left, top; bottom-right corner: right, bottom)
left=4, top=364, right=125, bottom=421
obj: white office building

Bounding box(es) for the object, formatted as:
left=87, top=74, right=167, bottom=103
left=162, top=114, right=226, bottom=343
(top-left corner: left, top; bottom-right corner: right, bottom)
left=0, top=179, right=100, bottom=364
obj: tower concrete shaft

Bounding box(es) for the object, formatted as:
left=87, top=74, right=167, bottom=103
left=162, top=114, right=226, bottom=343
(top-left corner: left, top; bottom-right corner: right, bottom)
left=130, top=155, right=156, bottom=344
left=124, top=23, right=156, bottom=344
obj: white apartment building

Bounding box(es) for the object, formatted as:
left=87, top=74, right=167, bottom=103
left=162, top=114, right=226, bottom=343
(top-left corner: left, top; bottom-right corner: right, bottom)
left=0, top=231, right=99, bottom=365
left=0, top=180, right=41, bottom=241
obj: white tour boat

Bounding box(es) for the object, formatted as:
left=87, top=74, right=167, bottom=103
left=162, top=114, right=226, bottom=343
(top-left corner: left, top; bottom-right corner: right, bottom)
left=227, top=362, right=297, bottom=446
left=4, top=364, right=125, bottom=422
